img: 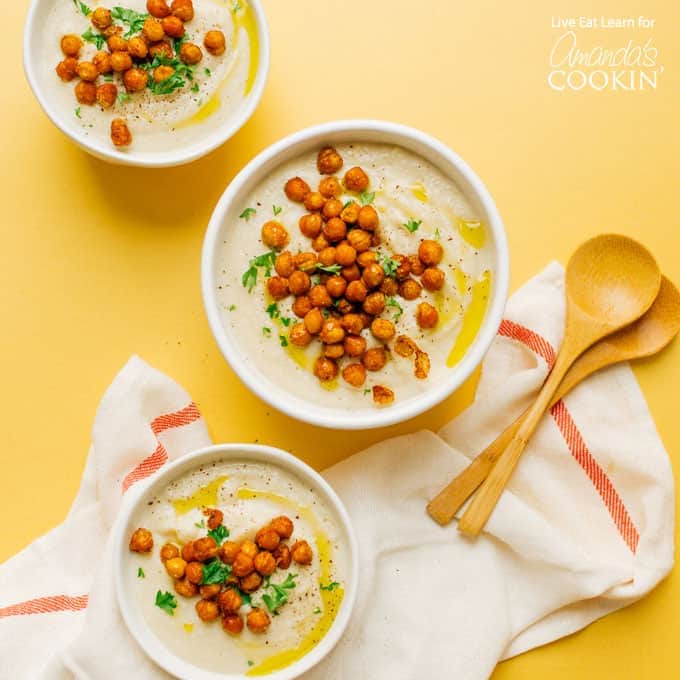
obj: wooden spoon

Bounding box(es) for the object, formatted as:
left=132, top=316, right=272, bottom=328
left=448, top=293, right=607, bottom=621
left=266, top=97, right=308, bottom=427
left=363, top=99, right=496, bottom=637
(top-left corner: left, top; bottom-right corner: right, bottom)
left=427, top=275, right=680, bottom=526
left=457, top=234, right=661, bottom=537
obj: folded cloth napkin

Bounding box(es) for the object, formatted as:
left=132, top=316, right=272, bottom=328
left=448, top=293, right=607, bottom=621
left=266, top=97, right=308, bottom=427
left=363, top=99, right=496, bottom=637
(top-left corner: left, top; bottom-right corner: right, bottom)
left=0, top=262, right=674, bottom=680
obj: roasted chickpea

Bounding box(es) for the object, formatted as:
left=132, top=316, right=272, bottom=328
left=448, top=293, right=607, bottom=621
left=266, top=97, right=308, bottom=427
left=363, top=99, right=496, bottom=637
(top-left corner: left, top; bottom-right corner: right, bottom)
left=55, top=57, right=78, bottom=81
left=200, top=583, right=222, bottom=599
left=345, top=280, right=368, bottom=304
left=330, top=244, right=354, bottom=268
left=325, top=275, right=347, bottom=298
left=371, top=318, right=396, bottom=341
left=303, top=191, right=325, bottom=212
left=204, top=29, right=226, bottom=55
left=399, top=278, right=422, bottom=300
left=363, top=347, right=387, bottom=371
left=347, top=229, right=372, bottom=252
left=343, top=263, right=361, bottom=281
left=340, top=201, right=360, bottom=224
left=274, top=251, right=295, bottom=278
left=309, top=284, right=332, bottom=308
left=311, top=233, right=330, bottom=252
left=357, top=251, right=377, bottom=268
left=317, top=246, right=336, bottom=266
left=60, top=34, right=82, bottom=57
left=288, top=270, right=311, bottom=296
left=129, top=528, right=153, bottom=553
left=194, top=536, right=219, bottom=562
left=111, top=51, right=133, bottom=72
left=161, top=15, right=185, bottom=38
left=344, top=334, right=367, bottom=357
left=304, top=307, right=323, bottom=334
left=336, top=298, right=354, bottom=315
left=380, top=278, right=399, bottom=296
left=218, top=588, right=242, bottom=614
left=181, top=541, right=197, bottom=562
left=284, top=176, right=310, bottom=203
left=295, top=252, right=317, bottom=272
left=266, top=276, right=289, bottom=301
left=175, top=578, right=198, bottom=598
left=178, top=41, right=203, bottom=65
left=96, top=83, right=118, bottom=108
left=196, top=599, right=219, bottom=622
left=222, top=614, right=244, bottom=635
left=373, top=385, right=395, bottom=405
left=363, top=291, right=386, bottom=316
left=107, top=34, right=128, bottom=52
left=153, top=64, right=175, bottom=82
left=253, top=550, right=277, bottom=576
left=143, top=17, right=165, bottom=42
left=409, top=254, right=426, bottom=276
left=313, top=356, right=338, bottom=382
left=102, top=24, right=121, bottom=38
left=319, top=319, right=345, bottom=344
left=416, top=302, right=439, bottom=329
left=357, top=205, right=379, bottom=231
left=239, top=540, right=258, bottom=558
left=220, top=541, right=241, bottom=565
left=415, top=349, right=431, bottom=379
left=160, top=543, right=180, bottom=563
left=91, top=7, right=113, bottom=30
left=291, top=539, right=314, bottom=565
left=273, top=543, right=292, bottom=569
left=92, top=51, right=112, bottom=74
left=322, top=198, right=343, bottom=220
left=247, top=608, right=271, bottom=633
left=393, top=254, right=411, bottom=281
left=147, top=0, right=171, bottom=18
left=341, top=313, right=364, bottom=335
left=317, top=146, right=343, bottom=174
left=418, top=239, right=444, bottom=266
left=289, top=323, right=312, bottom=347
left=240, top=571, right=263, bottom=593
left=261, top=220, right=289, bottom=249
left=232, top=552, right=255, bottom=578
left=185, top=561, right=203, bottom=585
left=343, top=166, right=369, bottom=192
left=324, top=343, right=344, bottom=359
left=128, top=36, right=149, bottom=60
left=270, top=516, right=294, bottom=539
left=394, top=334, right=418, bottom=358
left=421, top=267, right=445, bottom=291
left=123, top=67, right=149, bottom=92
left=205, top=508, right=226, bottom=533
left=171, top=0, right=195, bottom=21
left=76, top=62, right=98, bottom=82
left=361, top=263, right=385, bottom=289
left=359, top=312, right=373, bottom=328
left=292, top=295, right=312, bottom=318
left=319, top=176, right=342, bottom=198
left=342, top=362, right=366, bottom=387
left=297, top=213, right=322, bottom=240
left=149, top=40, right=174, bottom=59
left=165, top=557, right=187, bottom=579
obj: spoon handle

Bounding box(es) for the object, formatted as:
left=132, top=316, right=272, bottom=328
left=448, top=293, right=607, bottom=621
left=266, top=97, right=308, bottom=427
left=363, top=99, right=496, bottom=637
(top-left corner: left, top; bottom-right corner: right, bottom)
left=457, top=347, right=577, bottom=536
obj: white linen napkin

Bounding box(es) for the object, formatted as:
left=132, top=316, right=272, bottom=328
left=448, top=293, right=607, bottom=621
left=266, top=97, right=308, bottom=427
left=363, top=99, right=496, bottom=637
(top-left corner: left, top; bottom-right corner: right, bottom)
left=0, top=262, right=673, bottom=680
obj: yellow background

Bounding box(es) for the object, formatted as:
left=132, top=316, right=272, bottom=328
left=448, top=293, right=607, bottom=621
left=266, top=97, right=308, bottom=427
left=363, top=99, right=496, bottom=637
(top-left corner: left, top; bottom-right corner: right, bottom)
left=2, top=0, right=679, bottom=676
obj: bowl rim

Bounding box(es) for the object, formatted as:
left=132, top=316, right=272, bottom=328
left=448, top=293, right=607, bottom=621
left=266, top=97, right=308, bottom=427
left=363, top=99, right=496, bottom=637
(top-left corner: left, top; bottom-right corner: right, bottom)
left=23, top=0, right=271, bottom=168
left=113, top=442, right=359, bottom=680
left=201, top=119, right=510, bottom=429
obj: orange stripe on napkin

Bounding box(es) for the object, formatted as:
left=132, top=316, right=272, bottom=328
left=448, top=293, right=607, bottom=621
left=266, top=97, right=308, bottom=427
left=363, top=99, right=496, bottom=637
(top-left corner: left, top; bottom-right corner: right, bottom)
left=151, top=402, right=201, bottom=435
left=498, top=319, right=556, bottom=367
left=121, top=442, right=169, bottom=493
left=0, top=594, right=88, bottom=618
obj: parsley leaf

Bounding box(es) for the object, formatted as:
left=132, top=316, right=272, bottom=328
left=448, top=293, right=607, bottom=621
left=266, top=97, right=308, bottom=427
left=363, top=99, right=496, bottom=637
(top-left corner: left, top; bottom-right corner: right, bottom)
left=81, top=27, right=105, bottom=50
left=117, top=92, right=131, bottom=105
left=359, top=191, right=375, bottom=205
left=242, top=251, right=276, bottom=292
left=194, top=519, right=206, bottom=529
left=262, top=573, right=297, bottom=614
left=316, top=263, right=342, bottom=274
left=111, top=6, right=148, bottom=38
left=313, top=606, right=322, bottom=614
left=386, top=296, right=404, bottom=321
left=342, top=200, right=353, bottom=209
left=191, top=82, right=200, bottom=93
left=205, top=67, right=212, bottom=77
left=237, top=588, right=252, bottom=606
left=320, top=581, right=341, bottom=592
left=74, top=107, right=82, bottom=119
left=202, top=558, right=232, bottom=585
left=272, top=205, right=282, bottom=216
left=434, top=227, right=441, bottom=240
left=207, top=524, right=229, bottom=545
left=239, top=207, right=257, bottom=221
left=233, top=1, right=242, bottom=13
left=72, top=0, right=92, bottom=16
left=279, top=335, right=289, bottom=348
left=363, top=387, right=371, bottom=395
left=402, top=219, right=422, bottom=234
left=155, top=590, right=177, bottom=615
left=262, top=326, right=272, bottom=336
left=227, top=304, right=236, bottom=311
left=138, top=567, right=145, bottom=578
left=379, top=253, right=400, bottom=278
left=266, top=302, right=280, bottom=319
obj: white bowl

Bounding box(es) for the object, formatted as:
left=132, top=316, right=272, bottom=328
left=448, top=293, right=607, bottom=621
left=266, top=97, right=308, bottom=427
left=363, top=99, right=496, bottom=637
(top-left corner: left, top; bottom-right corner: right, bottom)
left=202, top=120, right=509, bottom=429
left=114, top=443, right=359, bottom=680
left=23, top=0, right=270, bottom=167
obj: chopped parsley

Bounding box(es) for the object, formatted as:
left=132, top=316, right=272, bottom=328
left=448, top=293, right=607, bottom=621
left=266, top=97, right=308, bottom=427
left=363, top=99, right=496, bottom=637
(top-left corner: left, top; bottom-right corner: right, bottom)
left=379, top=253, right=400, bottom=278
left=267, top=303, right=280, bottom=319
left=242, top=251, right=276, bottom=291
left=111, top=6, right=148, bottom=38
left=359, top=191, right=375, bottom=205
left=320, top=581, right=341, bottom=592
left=239, top=207, right=257, bottom=221
left=262, top=326, right=272, bottom=336
left=81, top=27, right=105, bottom=50
left=205, top=67, right=212, bottom=77
left=262, top=573, right=297, bottom=615
left=233, top=1, right=243, bottom=13
left=272, top=204, right=282, bottom=216
left=279, top=335, right=289, bottom=348
left=363, top=387, right=371, bottom=395
left=227, top=304, right=237, bottom=311
left=148, top=60, right=195, bottom=95
left=155, top=590, right=177, bottom=616
left=137, top=567, right=145, bottom=578
left=237, top=588, right=252, bottom=606
left=202, top=559, right=232, bottom=585
left=402, top=219, right=422, bottom=234
left=313, top=606, right=322, bottom=614
left=248, top=660, right=254, bottom=667
left=386, top=296, right=404, bottom=321
left=74, top=107, right=82, bottom=119
left=194, top=519, right=206, bottom=529
left=434, top=227, right=441, bottom=240
left=117, top=92, right=131, bottom=105
left=207, top=524, right=230, bottom=545
left=72, top=0, right=92, bottom=17
left=191, top=82, right=200, bottom=93
left=342, top=200, right=353, bottom=209
left=316, top=263, right=342, bottom=274
left=280, top=317, right=292, bottom=327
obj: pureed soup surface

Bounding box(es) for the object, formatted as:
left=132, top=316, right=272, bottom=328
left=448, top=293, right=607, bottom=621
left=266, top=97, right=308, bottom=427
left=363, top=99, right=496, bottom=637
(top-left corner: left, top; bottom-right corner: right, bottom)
left=125, top=460, right=348, bottom=675
left=42, top=0, right=258, bottom=151
left=216, top=142, right=494, bottom=408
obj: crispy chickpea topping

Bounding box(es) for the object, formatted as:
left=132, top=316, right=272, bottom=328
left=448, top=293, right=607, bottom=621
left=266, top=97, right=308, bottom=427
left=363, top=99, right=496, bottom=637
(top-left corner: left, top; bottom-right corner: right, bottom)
left=92, top=51, right=112, bottom=74
left=240, top=571, right=263, bottom=593
left=340, top=201, right=360, bottom=224
left=56, top=58, right=78, bottom=81
left=415, top=349, right=431, bottom=379
left=205, top=507, right=224, bottom=530
left=314, top=356, right=338, bottom=382
left=232, top=552, right=255, bottom=578
left=220, top=541, right=241, bottom=565
left=275, top=251, right=295, bottom=277
left=357, top=205, right=379, bottom=231
left=218, top=588, right=242, bottom=615
left=289, top=323, right=312, bottom=347
left=200, top=583, right=222, bottom=599
left=335, top=243, right=357, bottom=266
left=76, top=62, right=98, bottom=82
left=195, top=599, right=219, bottom=622
left=418, top=239, right=444, bottom=266
left=129, top=528, right=153, bottom=553
left=319, top=176, right=342, bottom=198
left=181, top=541, right=197, bottom=562
left=143, top=17, right=165, bottom=43
left=96, top=83, right=118, bottom=108
left=289, top=270, right=311, bottom=296
left=266, top=276, right=289, bottom=301
left=373, top=385, right=395, bottom=405
left=108, top=34, right=128, bottom=53
left=160, top=543, right=180, bottom=563
left=193, top=536, right=219, bottom=562
left=222, top=614, right=244, bottom=635
left=317, top=146, right=344, bottom=174
left=185, top=561, right=203, bottom=584
left=247, top=608, right=271, bottom=633
left=128, top=36, right=149, bottom=60
left=291, top=540, right=314, bottom=565
left=110, top=51, right=133, bottom=72
left=175, top=578, right=198, bottom=598
left=161, top=15, right=185, bottom=38
left=91, top=8, right=113, bottom=30
left=319, top=319, right=345, bottom=344
left=60, top=34, right=83, bottom=57
left=394, top=334, right=417, bottom=358
left=123, top=68, right=149, bottom=92
left=292, top=295, right=312, bottom=318
left=304, top=307, right=323, bottom=334
left=343, top=166, right=369, bottom=192
left=153, top=64, right=175, bottom=82
left=363, top=347, right=387, bottom=371
left=149, top=40, right=174, bottom=59
left=399, top=278, right=422, bottom=300
left=304, top=191, right=325, bottom=212
left=322, top=198, right=343, bottom=220
left=422, top=267, right=445, bottom=291
left=171, top=0, right=195, bottom=22
left=273, top=543, right=292, bottom=569
left=204, top=29, right=226, bottom=56
left=342, top=362, right=366, bottom=387
left=261, top=221, right=290, bottom=249
left=371, top=318, right=396, bottom=341
left=253, top=550, right=277, bottom=576
left=147, top=0, right=171, bottom=18
left=416, top=302, right=439, bottom=329
left=179, top=41, right=203, bottom=64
